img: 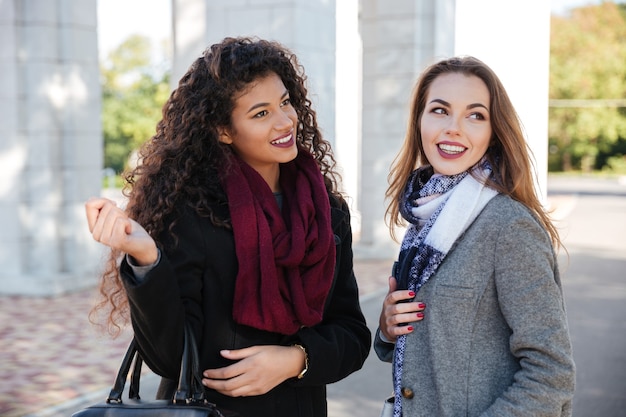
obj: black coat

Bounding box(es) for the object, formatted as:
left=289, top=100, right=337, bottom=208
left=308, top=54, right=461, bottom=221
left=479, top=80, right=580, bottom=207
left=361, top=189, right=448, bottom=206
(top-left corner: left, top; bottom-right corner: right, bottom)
left=121, top=195, right=371, bottom=417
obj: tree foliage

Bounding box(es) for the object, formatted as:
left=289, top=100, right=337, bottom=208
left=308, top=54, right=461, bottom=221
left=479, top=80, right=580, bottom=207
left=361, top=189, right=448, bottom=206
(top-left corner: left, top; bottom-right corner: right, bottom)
left=549, top=2, right=626, bottom=172
left=101, top=35, right=170, bottom=173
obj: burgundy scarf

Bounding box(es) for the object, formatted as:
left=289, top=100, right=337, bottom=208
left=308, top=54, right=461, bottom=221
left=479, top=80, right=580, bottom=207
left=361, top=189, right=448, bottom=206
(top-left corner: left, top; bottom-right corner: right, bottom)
left=222, top=150, right=336, bottom=335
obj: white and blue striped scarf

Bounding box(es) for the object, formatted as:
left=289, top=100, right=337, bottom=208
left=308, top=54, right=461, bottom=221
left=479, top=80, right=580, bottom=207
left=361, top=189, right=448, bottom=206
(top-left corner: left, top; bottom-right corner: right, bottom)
left=391, top=161, right=498, bottom=417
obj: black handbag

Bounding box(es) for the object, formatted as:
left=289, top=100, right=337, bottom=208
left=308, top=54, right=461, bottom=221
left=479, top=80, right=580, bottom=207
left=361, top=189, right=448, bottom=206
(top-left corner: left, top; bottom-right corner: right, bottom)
left=72, top=324, right=238, bottom=416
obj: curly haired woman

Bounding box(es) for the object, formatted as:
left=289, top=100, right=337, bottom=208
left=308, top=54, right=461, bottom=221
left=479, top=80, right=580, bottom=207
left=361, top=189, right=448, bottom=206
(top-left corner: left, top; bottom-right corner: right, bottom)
left=85, top=36, right=371, bottom=417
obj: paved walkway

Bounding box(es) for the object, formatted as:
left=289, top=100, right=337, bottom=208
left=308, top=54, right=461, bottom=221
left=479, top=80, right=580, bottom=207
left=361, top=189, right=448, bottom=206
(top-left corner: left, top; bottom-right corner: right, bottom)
left=0, top=289, right=134, bottom=417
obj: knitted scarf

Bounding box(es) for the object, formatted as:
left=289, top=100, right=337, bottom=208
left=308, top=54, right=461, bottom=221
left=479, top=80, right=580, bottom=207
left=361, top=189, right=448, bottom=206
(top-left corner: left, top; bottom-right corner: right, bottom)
left=222, top=150, right=336, bottom=335
left=391, top=161, right=498, bottom=417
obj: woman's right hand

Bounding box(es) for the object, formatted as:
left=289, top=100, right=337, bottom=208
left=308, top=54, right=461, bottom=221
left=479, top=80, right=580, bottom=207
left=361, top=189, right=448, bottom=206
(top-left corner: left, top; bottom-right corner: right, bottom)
left=85, top=197, right=158, bottom=266
left=378, top=276, right=426, bottom=342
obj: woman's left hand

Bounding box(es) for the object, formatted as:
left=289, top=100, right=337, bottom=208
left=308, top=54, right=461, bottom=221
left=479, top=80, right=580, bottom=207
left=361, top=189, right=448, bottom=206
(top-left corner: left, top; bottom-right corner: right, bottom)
left=202, top=345, right=306, bottom=397
left=379, top=276, right=426, bottom=341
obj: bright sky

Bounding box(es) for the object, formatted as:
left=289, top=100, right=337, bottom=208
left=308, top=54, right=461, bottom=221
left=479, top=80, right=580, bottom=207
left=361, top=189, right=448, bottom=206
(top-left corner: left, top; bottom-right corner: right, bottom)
left=97, top=0, right=607, bottom=61
left=97, top=0, right=171, bottom=61
left=551, top=0, right=606, bottom=14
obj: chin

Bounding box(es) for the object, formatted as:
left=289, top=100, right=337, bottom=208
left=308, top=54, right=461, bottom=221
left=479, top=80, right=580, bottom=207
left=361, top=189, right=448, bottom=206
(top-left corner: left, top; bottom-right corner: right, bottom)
left=281, top=147, right=299, bottom=163
left=432, top=166, right=466, bottom=176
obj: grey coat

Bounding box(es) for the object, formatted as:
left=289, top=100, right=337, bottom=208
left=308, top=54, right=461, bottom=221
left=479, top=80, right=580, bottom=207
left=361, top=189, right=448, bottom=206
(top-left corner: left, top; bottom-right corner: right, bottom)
left=375, top=194, right=575, bottom=417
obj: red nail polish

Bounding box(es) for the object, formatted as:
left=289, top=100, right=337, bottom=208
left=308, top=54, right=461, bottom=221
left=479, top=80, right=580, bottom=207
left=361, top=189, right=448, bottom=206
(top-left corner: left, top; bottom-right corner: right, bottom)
left=407, top=326, right=414, bottom=331
left=417, top=312, right=424, bottom=319
left=417, top=303, right=426, bottom=309
left=408, top=291, right=416, bottom=297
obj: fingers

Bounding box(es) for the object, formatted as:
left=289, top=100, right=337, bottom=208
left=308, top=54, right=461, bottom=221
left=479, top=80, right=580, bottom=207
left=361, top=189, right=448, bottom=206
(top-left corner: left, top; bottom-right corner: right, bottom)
left=85, top=196, right=131, bottom=247
left=379, top=281, right=427, bottom=341
left=85, top=197, right=115, bottom=232
left=84, top=197, right=158, bottom=262
left=203, top=358, right=243, bottom=381
left=202, top=346, right=293, bottom=397
left=201, top=348, right=252, bottom=382
left=90, top=202, right=131, bottom=246
left=218, top=347, right=255, bottom=361
left=381, top=301, right=425, bottom=339
left=202, top=372, right=249, bottom=398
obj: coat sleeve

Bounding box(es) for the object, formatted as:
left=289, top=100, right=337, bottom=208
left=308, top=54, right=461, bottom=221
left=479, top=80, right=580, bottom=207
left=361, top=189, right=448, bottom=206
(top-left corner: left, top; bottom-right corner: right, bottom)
left=482, top=214, right=576, bottom=416
left=373, top=328, right=395, bottom=363
left=121, top=208, right=206, bottom=379
left=288, top=199, right=372, bottom=385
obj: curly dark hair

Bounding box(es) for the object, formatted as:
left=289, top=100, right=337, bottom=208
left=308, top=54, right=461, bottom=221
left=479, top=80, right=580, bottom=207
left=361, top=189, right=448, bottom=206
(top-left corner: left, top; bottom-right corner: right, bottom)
left=92, top=37, right=342, bottom=334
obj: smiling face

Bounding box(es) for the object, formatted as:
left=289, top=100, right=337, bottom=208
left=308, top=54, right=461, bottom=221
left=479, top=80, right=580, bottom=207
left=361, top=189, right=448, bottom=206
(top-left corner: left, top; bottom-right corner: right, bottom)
left=420, top=72, right=492, bottom=176
left=219, top=72, right=298, bottom=191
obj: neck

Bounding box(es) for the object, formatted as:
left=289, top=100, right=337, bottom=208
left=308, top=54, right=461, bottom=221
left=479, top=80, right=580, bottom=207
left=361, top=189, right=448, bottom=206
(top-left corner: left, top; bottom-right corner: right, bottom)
left=254, top=164, right=281, bottom=192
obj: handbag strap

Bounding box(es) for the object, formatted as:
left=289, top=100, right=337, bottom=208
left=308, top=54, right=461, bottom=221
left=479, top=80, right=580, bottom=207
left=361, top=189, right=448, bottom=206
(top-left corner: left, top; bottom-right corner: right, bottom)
left=129, top=352, right=143, bottom=399
left=106, top=322, right=205, bottom=404
left=175, top=323, right=206, bottom=403
left=107, top=339, right=138, bottom=403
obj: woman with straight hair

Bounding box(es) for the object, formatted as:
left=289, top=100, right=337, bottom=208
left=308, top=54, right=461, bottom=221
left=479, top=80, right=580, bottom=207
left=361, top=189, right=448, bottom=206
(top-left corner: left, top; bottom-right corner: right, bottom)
left=375, top=56, right=575, bottom=416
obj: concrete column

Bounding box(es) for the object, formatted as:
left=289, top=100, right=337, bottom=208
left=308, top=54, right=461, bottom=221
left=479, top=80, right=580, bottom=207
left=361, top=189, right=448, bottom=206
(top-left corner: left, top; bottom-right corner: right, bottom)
left=0, top=0, right=102, bottom=295
left=335, top=0, right=361, bottom=228
left=356, top=0, right=452, bottom=258
left=171, top=0, right=337, bottom=149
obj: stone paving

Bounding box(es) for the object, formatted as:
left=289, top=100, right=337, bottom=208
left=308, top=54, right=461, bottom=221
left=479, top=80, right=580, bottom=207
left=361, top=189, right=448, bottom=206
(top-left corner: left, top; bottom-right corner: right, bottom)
left=0, top=258, right=393, bottom=417
left=0, top=289, right=134, bottom=417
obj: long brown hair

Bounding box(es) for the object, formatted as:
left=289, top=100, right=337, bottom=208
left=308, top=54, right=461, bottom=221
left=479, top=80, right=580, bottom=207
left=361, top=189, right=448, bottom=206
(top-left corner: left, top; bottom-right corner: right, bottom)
left=386, top=56, right=562, bottom=249
left=92, top=37, right=342, bottom=334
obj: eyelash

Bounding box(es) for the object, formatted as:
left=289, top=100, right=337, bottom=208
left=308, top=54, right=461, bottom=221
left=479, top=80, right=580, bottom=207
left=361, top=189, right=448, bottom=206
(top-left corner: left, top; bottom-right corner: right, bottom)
left=253, top=98, right=292, bottom=118
left=431, top=107, right=485, bottom=120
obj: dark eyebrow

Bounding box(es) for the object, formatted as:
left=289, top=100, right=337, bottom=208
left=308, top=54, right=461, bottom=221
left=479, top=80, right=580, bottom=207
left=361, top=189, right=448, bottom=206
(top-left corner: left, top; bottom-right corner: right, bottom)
left=467, top=103, right=489, bottom=112
left=245, top=90, right=290, bottom=114
left=429, top=98, right=450, bottom=107
left=429, top=98, right=489, bottom=112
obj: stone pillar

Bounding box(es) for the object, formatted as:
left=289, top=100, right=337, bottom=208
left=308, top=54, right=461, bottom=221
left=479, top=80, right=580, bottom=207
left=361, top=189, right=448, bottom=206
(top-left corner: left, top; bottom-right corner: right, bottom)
left=171, top=0, right=337, bottom=149
left=0, top=0, right=103, bottom=295
left=335, top=0, right=361, bottom=228
left=356, top=0, right=453, bottom=258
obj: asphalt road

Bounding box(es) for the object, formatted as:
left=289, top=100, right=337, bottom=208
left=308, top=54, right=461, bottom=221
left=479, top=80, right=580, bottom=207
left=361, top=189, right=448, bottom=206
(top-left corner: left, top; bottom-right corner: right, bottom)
left=547, top=175, right=626, bottom=417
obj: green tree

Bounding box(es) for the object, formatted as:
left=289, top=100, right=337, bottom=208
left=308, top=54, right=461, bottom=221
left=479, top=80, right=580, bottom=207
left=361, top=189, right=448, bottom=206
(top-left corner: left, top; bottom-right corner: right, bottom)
left=549, top=2, right=626, bottom=172
left=101, top=35, right=170, bottom=173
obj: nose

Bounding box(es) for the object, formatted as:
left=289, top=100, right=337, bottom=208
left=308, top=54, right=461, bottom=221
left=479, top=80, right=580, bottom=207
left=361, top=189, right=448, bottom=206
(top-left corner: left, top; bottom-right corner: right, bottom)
left=445, top=116, right=461, bottom=135
left=275, top=108, right=295, bottom=131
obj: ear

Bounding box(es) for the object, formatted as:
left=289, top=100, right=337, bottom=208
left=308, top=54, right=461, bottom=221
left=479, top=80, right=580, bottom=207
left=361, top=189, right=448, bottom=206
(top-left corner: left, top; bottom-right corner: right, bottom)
left=218, top=127, right=233, bottom=145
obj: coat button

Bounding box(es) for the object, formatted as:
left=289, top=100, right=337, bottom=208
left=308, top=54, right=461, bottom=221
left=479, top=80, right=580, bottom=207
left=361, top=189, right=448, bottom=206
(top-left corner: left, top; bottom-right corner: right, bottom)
left=401, top=387, right=414, bottom=399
